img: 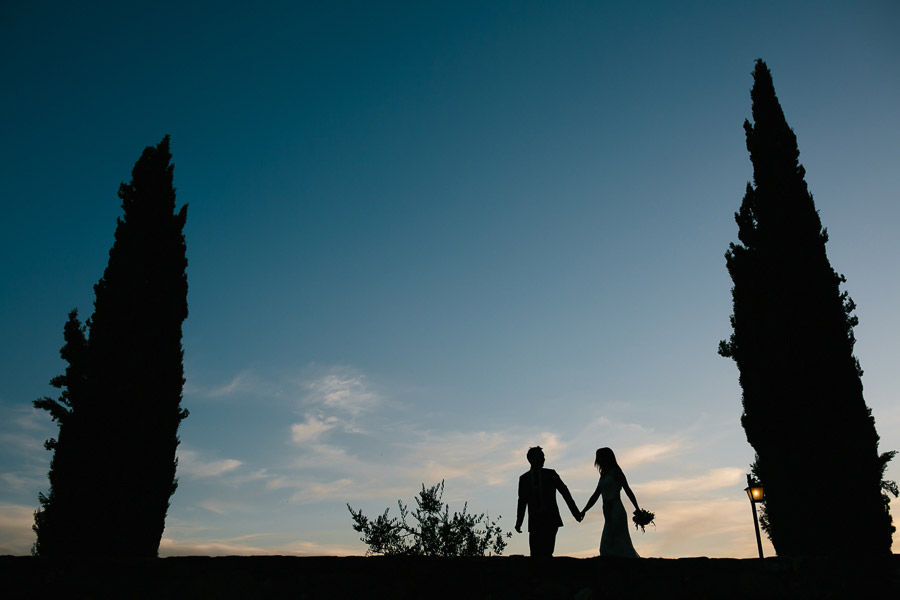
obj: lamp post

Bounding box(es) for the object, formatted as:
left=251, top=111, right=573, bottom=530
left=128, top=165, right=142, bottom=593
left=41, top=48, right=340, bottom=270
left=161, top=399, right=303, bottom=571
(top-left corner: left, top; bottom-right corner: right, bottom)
left=744, top=473, right=765, bottom=558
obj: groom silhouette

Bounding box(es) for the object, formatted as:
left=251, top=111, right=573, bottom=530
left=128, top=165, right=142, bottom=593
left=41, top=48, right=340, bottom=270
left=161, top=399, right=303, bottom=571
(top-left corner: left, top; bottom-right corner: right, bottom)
left=515, top=446, right=581, bottom=557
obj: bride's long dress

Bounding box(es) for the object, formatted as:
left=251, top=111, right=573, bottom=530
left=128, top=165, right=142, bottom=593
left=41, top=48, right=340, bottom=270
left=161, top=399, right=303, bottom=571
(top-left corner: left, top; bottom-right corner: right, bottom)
left=595, top=472, right=640, bottom=557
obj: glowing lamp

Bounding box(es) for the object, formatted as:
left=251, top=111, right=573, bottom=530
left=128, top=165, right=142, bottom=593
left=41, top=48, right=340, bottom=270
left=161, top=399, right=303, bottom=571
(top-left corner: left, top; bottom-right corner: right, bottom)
left=745, top=481, right=764, bottom=503
left=745, top=473, right=765, bottom=558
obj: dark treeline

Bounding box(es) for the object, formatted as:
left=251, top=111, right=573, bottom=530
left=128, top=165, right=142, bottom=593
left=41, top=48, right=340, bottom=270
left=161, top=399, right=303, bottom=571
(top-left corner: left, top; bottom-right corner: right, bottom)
left=720, top=60, right=895, bottom=555
left=33, top=136, right=188, bottom=557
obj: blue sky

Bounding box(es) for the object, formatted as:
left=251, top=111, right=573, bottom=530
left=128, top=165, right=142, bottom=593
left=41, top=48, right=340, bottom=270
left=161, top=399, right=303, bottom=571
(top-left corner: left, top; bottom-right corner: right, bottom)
left=1, top=1, right=898, bottom=557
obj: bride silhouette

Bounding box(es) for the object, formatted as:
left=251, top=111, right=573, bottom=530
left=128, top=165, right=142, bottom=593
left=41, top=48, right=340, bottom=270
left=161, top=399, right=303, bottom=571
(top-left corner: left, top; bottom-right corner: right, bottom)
left=579, top=447, right=641, bottom=557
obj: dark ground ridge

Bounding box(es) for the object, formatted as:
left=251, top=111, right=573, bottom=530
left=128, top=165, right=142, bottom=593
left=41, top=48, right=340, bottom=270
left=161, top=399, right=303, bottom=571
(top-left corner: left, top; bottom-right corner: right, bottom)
left=3, top=554, right=899, bottom=599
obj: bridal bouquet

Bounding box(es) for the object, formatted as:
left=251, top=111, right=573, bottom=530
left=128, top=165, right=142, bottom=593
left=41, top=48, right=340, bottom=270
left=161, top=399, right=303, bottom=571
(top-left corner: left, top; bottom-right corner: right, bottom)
left=633, top=509, right=656, bottom=533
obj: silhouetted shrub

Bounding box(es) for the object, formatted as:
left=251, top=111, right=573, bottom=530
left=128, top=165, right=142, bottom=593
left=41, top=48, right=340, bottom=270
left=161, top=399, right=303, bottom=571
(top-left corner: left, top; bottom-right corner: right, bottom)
left=348, top=481, right=511, bottom=556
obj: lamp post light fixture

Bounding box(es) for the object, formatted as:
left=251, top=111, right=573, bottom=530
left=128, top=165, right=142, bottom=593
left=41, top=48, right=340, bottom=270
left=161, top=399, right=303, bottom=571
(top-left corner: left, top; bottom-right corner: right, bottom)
left=745, top=473, right=765, bottom=558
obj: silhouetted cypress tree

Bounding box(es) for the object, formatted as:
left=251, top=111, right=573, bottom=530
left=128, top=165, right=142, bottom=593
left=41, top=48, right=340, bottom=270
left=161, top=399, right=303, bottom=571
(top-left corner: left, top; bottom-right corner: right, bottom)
left=32, top=310, right=89, bottom=556
left=720, top=60, right=893, bottom=555
left=34, top=136, right=188, bottom=557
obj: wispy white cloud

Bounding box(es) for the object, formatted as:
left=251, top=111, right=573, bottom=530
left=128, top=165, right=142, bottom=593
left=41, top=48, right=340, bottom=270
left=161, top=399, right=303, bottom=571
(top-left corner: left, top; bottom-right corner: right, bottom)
left=0, top=431, right=48, bottom=457
left=0, top=407, right=55, bottom=460
left=1, top=470, right=47, bottom=493
left=615, top=422, right=654, bottom=434
left=617, top=439, right=688, bottom=469
left=288, top=442, right=369, bottom=473
left=289, top=478, right=355, bottom=503
left=291, top=414, right=339, bottom=444
left=264, top=424, right=572, bottom=508
left=207, top=371, right=251, bottom=398
left=9, top=407, right=53, bottom=432
left=223, top=468, right=273, bottom=487
left=284, top=367, right=383, bottom=452
left=199, top=369, right=286, bottom=400
left=199, top=501, right=227, bottom=515
left=264, top=473, right=378, bottom=507
left=178, top=449, right=243, bottom=479
left=399, top=430, right=567, bottom=490
left=302, top=368, right=380, bottom=417
left=634, top=467, right=745, bottom=497
left=412, top=434, right=512, bottom=486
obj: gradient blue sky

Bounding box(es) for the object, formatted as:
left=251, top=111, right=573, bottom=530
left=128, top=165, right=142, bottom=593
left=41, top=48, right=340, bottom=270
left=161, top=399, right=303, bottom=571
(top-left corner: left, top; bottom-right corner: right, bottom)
left=2, top=1, right=898, bottom=557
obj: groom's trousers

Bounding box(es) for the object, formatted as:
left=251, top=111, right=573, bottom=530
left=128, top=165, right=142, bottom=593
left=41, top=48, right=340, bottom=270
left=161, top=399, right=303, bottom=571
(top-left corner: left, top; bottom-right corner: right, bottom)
left=529, top=524, right=558, bottom=557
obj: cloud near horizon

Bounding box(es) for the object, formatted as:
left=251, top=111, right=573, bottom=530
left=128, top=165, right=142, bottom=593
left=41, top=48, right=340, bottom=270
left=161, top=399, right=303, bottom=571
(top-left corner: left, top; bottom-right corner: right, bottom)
left=158, top=530, right=360, bottom=557
left=0, top=505, right=36, bottom=555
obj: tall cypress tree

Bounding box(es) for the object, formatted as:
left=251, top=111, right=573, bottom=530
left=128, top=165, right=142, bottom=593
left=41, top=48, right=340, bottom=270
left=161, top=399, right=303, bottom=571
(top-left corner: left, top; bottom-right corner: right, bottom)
left=34, top=136, right=188, bottom=557
left=720, top=60, right=893, bottom=555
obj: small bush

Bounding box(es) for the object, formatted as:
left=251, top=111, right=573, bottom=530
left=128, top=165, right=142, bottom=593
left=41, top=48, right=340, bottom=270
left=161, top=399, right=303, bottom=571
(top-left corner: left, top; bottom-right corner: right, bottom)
left=348, top=481, right=511, bottom=556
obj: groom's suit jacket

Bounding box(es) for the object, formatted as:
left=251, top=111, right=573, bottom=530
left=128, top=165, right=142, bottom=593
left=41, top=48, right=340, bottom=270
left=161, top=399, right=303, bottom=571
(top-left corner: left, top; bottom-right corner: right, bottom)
left=516, top=468, right=579, bottom=532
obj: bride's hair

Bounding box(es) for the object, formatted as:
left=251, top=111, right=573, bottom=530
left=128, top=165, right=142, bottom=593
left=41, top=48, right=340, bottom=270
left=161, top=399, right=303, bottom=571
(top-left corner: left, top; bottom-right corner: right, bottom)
left=594, top=447, right=620, bottom=477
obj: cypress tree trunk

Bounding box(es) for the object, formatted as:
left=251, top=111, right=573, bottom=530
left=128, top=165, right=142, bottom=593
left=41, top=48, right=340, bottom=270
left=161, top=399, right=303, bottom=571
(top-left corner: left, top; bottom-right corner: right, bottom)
left=34, top=136, right=188, bottom=557
left=720, top=60, right=893, bottom=555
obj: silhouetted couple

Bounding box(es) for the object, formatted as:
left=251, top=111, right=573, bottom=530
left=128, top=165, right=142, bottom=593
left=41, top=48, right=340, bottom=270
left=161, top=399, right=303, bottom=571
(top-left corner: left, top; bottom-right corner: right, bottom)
left=514, top=446, right=641, bottom=558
